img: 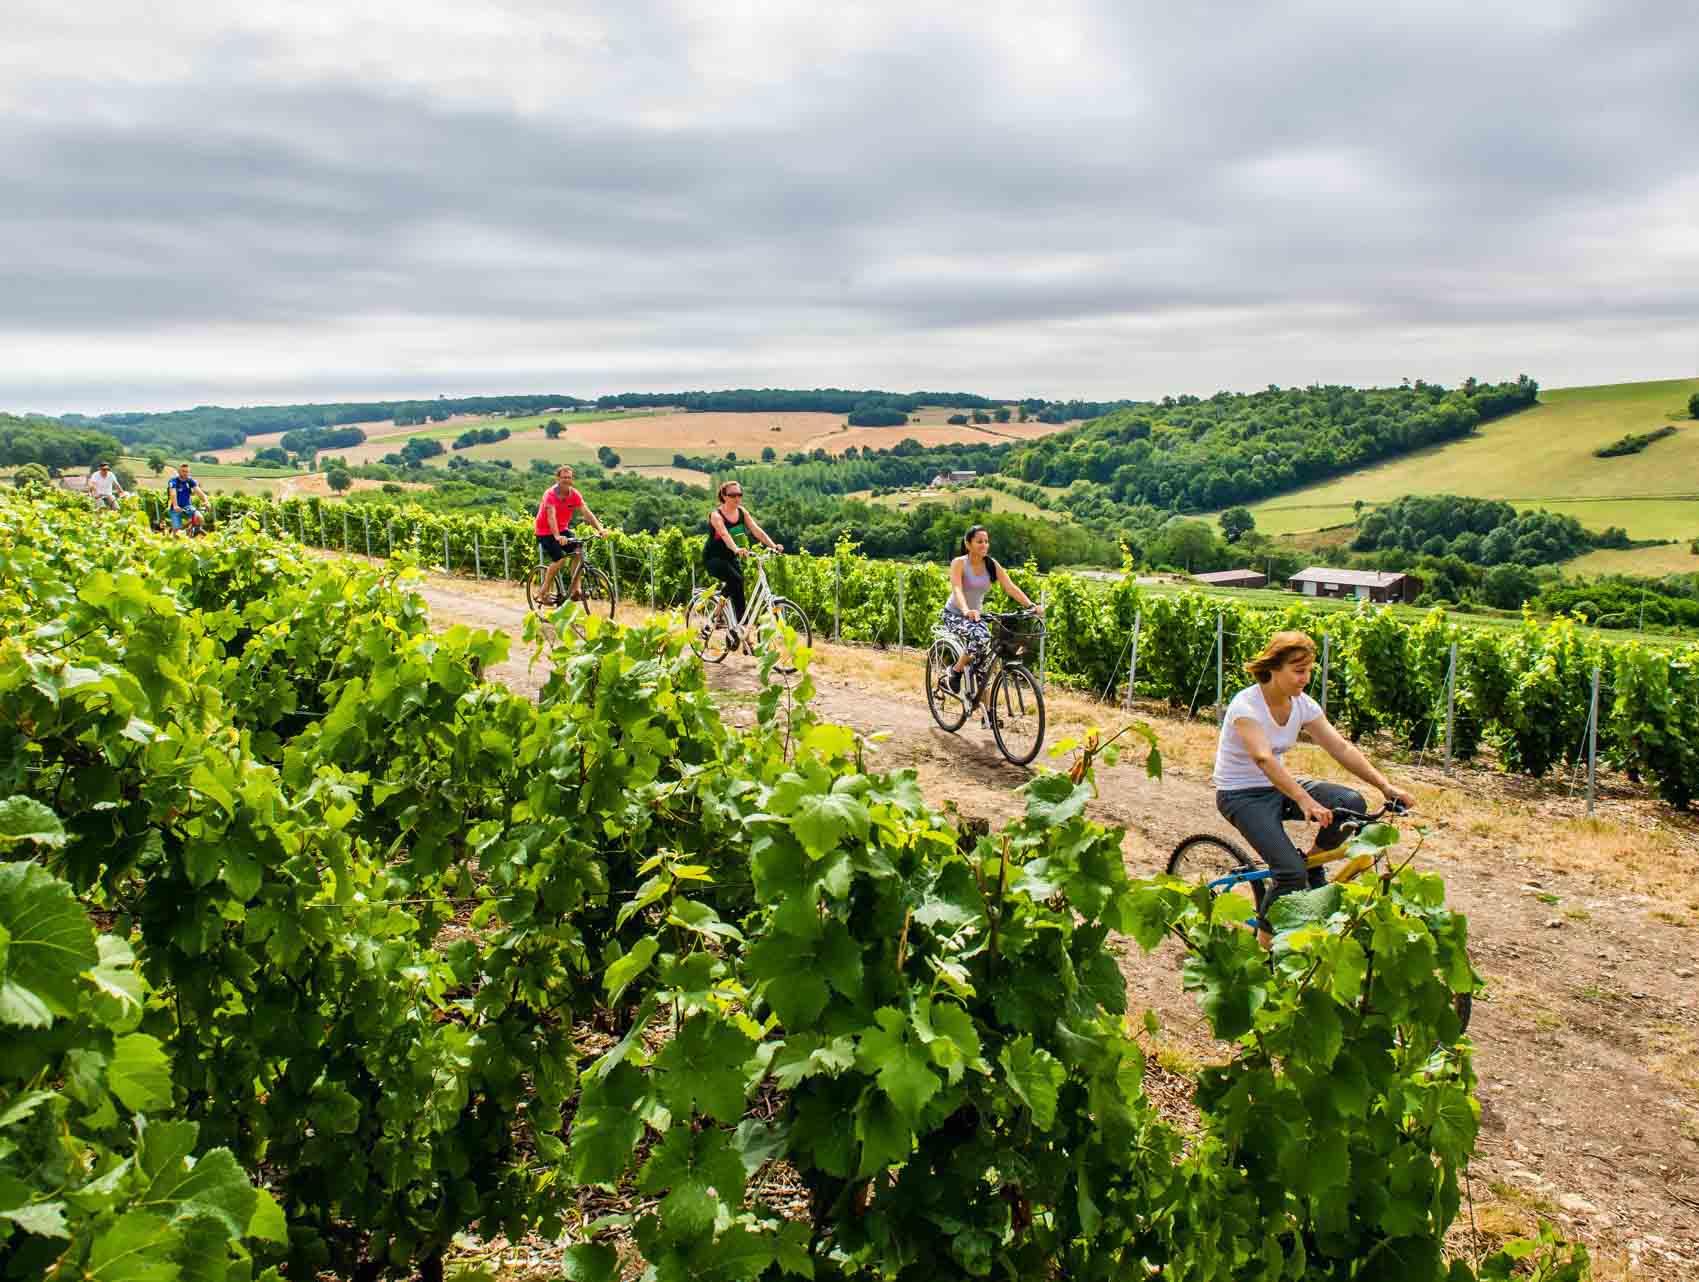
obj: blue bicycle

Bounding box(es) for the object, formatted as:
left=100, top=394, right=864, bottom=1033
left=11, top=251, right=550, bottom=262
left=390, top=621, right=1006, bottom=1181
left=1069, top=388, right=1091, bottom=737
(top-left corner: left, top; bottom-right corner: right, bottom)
left=1167, top=801, right=1474, bottom=1032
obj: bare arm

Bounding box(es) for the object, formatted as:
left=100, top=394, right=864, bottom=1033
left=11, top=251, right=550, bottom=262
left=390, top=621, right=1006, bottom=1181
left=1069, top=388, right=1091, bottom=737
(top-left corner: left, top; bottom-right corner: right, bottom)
left=993, top=562, right=1038, bottom=611
left=1233, top=718, right=1336, bottom=826
left=579, top=501, right=606, bottom=536
left=741, top=509, right=782, bottom=552
left=1301, top=717, right=1415, bottom=808
left=548, top=500, right=563, bottom=538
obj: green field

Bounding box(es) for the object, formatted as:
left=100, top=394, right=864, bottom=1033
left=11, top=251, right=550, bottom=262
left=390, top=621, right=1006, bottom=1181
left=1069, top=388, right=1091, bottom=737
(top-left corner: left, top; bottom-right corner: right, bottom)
left=857, top=485, right=1059, bottom=520
left=1241, top=377, right=1699, bottom=539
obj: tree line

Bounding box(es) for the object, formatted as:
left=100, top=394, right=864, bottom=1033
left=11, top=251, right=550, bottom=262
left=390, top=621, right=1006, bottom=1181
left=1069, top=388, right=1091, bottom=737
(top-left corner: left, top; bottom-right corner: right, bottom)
left=0, top=413, right=123, bottom=471
left=1352, top=494, right=1624, bottom=565
left=1004, top=377, right=1540, bottom=510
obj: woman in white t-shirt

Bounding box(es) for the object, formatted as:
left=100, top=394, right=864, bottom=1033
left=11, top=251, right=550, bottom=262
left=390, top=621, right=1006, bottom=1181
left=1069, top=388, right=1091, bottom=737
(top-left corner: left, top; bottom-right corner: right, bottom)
left=1213, top=630, right=1415, bottom=933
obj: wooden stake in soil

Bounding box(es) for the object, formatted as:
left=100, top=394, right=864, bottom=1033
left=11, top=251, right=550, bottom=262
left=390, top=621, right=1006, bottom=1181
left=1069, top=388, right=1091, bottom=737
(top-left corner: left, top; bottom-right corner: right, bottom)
left=1586, top=663, right=1601, bottom=816
left=363, top=512, right=371, bottom=557
left=1124, top=609, right=1142, bottom=711
left=1320, top=633, right=1330, bottom=717
left=1443, top=641, right=1458, bottom=770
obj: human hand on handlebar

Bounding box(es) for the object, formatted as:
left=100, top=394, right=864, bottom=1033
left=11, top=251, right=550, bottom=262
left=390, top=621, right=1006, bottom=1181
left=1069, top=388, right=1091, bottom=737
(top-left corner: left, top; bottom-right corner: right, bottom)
left=1383, top=787, right=1415, bottom=812
left=1301, top=796, right=1337, bottom=827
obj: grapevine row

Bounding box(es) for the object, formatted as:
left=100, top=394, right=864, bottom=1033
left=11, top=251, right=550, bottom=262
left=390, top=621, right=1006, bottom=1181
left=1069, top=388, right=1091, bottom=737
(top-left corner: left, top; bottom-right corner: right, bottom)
left=207, top=490, right=1699, bottom=810
left=0, top=490, right=1586, bottom=1280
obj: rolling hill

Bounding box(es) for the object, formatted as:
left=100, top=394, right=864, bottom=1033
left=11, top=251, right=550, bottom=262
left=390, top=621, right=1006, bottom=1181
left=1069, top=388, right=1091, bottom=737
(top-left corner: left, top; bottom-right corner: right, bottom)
left=1240, top=378, right=1699, bottom=549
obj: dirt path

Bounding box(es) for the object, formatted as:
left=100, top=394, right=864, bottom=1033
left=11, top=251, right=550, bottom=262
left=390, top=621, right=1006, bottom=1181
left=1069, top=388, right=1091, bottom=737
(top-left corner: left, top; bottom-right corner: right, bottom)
left=409, top=576, right=1699, bottom=1278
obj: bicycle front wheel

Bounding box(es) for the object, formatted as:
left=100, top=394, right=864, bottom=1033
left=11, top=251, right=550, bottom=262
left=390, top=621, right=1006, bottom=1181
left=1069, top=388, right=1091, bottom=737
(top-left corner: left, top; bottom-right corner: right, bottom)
left=759, top=599, right=812, bottom=675
left=925, top=638, right=969, bottom=732
left=686, top=589, right=735, bottom=663
left=1166, top=834, right=1265, bottom=918
left=988, top=665, right=1045, bottom=765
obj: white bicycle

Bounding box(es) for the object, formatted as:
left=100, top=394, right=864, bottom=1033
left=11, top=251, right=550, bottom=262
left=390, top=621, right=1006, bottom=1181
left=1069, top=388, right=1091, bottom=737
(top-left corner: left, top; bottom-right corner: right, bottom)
left=686, top=549, right=813, bottom=675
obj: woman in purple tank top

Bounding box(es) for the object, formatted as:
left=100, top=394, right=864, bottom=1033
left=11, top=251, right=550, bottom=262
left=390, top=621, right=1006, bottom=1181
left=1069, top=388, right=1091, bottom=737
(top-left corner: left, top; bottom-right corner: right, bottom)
left=936, top=525, right=1041, bottom=694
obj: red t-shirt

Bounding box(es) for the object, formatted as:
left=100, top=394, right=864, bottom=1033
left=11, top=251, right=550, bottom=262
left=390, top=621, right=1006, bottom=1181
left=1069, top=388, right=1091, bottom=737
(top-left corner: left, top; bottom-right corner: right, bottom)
left=535, top=485, right=584, bottom=536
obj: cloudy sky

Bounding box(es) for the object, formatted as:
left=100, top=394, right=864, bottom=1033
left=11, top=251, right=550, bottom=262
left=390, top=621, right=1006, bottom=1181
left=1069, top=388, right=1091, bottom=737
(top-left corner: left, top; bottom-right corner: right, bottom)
left=4, top=0, right=1696, bottom=413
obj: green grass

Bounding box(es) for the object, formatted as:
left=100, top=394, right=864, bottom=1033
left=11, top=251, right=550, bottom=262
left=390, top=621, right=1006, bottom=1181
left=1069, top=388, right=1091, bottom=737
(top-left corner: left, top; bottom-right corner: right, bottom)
left=1238, top=377, right=1699, bottom=540
left=120, top=456, right=296, bottom=480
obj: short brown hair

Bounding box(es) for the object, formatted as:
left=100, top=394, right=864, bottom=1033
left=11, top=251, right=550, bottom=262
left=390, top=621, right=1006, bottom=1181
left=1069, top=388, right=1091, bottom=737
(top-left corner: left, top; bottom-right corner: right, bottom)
left=718, top=481, right=741, bottom=501
left=1244, top=630, right=1317, bottom=683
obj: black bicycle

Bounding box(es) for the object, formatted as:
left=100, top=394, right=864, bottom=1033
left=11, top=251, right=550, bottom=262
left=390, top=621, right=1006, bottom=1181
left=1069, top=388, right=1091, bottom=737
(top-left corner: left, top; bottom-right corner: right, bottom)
left=925, top=609, right=1046, bottom=766
left=524, top=537, right=617, bottom=618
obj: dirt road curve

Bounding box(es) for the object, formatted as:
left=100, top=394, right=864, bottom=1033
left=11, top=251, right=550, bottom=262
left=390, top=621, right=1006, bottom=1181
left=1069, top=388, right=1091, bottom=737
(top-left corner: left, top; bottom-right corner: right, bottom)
left=414, top=575, right=1699, bottom=1277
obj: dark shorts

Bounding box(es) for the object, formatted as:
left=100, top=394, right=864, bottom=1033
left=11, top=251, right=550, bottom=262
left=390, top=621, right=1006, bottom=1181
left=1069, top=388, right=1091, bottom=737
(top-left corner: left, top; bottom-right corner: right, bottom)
left=537, top=533, right=582, bottom=563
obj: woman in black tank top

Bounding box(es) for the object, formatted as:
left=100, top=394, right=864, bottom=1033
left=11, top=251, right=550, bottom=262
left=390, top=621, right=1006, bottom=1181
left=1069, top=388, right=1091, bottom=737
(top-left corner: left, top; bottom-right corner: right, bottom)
left=703, top=481, right=783, bottom=625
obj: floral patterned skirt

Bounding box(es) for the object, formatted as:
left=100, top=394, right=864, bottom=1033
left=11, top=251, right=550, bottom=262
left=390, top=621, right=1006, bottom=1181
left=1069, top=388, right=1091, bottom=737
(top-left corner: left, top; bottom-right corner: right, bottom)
left=938, top=608, right=992, bottom=661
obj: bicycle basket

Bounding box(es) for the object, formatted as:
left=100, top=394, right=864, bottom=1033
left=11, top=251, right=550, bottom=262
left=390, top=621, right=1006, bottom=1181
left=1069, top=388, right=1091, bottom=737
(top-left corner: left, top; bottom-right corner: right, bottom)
left=991, top=613, right=1044, bottom=662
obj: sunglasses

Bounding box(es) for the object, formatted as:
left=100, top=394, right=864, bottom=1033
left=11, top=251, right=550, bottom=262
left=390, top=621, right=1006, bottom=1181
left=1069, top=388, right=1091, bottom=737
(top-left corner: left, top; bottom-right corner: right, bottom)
left=725, top=490, right=743, bottom=497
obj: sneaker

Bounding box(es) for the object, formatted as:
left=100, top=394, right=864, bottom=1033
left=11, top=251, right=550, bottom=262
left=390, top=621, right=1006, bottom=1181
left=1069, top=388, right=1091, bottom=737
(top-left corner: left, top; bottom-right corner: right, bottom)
left=947, top=669, right=963, bottom=693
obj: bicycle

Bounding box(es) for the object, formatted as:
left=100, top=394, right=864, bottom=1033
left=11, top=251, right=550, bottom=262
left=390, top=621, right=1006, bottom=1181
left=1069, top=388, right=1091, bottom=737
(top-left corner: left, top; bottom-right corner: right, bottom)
left=524, top=535, right=617, bottom=618
left=1166, top=802, right=1475, bottom=1032
left=925, top=608, right=1047, bottom=766
left=685, top=549, right=811, bottom=675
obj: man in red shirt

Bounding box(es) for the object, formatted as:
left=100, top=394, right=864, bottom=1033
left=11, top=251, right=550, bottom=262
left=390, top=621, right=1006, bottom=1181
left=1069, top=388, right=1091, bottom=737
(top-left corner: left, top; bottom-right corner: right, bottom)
left=535, top=464, right=607, bottom=604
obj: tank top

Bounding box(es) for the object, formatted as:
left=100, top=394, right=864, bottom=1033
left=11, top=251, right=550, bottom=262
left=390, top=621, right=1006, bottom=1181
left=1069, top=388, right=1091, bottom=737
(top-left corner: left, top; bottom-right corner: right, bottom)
left=704, top=506, right=748, bottom=560
left=947, top=555, right=998, bottom=614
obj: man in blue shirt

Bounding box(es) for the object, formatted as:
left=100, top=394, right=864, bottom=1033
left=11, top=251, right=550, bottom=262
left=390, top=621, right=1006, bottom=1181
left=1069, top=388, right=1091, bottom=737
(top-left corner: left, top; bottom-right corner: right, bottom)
left=166, top=463, right=204, bottom=532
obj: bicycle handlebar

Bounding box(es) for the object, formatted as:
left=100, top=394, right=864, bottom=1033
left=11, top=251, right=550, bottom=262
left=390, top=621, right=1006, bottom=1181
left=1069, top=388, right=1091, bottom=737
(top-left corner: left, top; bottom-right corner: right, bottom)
left=1329, top=800, right=1408, bottom=834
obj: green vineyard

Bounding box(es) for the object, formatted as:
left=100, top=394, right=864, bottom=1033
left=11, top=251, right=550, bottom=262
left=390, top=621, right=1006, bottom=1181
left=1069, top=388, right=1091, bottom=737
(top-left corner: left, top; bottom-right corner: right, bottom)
left=0, top=489, right=1587, bottom=1281
left=202, top=489, right=1699, bottom=810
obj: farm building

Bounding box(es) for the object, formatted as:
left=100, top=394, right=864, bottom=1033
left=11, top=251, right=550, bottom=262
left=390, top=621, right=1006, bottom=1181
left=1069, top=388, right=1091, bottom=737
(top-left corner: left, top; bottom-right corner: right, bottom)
left=1193, top=569, right=1268, bottom=589
left=929, top=470, right=977, bottom=487
left=1287, top=567, right=1419, bottom=603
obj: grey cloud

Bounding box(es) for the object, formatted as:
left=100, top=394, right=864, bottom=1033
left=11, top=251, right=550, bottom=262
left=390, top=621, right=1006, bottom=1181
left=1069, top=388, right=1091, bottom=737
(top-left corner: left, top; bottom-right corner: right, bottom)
left=2, top=0, right=1697, bottom=410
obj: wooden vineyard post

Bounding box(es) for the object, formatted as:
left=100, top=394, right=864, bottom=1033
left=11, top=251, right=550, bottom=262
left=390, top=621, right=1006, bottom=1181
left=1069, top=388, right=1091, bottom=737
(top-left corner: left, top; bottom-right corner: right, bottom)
left=1214, top=610, right=1224, bottom=723
left=896, top=572, right=905, bottom=651
left=502, top=533, right=510, bottom=581
left=363, top=513, right=371, bottom=558
left=473, top=530, right=482, bottom=579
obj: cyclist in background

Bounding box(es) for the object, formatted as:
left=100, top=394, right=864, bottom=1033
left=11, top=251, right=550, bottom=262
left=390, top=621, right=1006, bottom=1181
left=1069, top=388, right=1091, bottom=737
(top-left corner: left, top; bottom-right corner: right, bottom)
left=89, top=461, right=126, bottom=511
left=166, top=463, right=204, bottom=533
left=702, top=481, right=783, bottom=638
left=536, top=464, right=608, bottom=603
left=936, top=524, right=1041, bottom=694
left=1214, top=630, right=1415, bottom=940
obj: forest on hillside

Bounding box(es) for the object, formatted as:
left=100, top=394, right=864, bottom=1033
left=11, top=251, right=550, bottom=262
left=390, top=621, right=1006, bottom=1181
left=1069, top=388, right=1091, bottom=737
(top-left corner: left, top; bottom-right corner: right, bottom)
left=1004, top=376, right=1540, bottom=510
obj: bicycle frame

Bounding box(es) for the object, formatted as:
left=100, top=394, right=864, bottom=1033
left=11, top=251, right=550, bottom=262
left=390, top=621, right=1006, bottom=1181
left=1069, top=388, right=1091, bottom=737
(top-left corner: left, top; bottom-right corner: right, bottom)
left=1203, top=803, right=1405, bottom=897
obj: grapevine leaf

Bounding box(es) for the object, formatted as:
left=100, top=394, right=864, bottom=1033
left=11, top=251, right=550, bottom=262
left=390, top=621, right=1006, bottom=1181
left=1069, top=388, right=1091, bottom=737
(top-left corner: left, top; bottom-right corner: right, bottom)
left=637, top=1126, right=745, bottom=1242
left=0, top=797, right=66, bottom=848
left=603, top=936, right=658, bottom=1005
left=0, top=860, right=98, bottom=1027
left=0, top=1089, right=57, bottom=1129
left=774, top=1219, right=815, bottom=1278
left=654, top=1016, right=753, bottom=1125
left=107, top=1034, right=174, bottom=1114
left=855, top=1008, right=939, bottom=1121
left=854, top=1090, right=912, bottom=1177
left=998, top=1035, right=1065, bottom=1129
left=568, top=1063, right=647, bottom=1187
left=247, top=1188, right=288, bottom=1244
left=1180, top=954, right=1266, bottom=1041
left=86, top=1210, right=177, bottom=1282
left=768, top=1033, right=857, bottom=1089
left=1370, top=1236, right=1445, bottom=1282
left=790, top=790, right=870, bottom=859
left=748, top=936, right=830, bottom=1029
left=561, top=1244, right=620, bottom=1282
left=1267, top=882, right=1343, bottom=935
left=1020, top=773, right=1092, bottom=827
left=0, top=1199, right=69, bottom=1238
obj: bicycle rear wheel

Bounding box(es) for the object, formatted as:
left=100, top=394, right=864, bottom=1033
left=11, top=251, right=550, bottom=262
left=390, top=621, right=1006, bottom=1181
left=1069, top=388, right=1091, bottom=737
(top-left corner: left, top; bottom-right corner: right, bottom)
left=758, top=599, right=811, bottom=675
left=686, top=589, right=735, bottom=663
left=925, top=638, right=969, bottom=732
left=576, top=563, right=617, bottom=618
left=988, top=665, right=1045, bottom=765
left=1165, top=834, right=1266, bottom=919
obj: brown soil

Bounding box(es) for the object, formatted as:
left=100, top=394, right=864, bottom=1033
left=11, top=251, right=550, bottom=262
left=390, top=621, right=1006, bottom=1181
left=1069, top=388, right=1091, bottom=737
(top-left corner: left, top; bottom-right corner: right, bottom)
left=404, top=573, right=1699, bottom=1279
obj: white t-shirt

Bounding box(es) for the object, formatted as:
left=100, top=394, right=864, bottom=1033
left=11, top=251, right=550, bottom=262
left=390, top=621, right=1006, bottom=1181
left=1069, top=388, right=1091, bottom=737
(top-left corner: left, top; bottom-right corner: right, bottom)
left=1213, top=683, right=1324, bottom=791
left=89, top=471, right=120, bottom=498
